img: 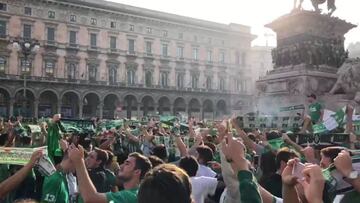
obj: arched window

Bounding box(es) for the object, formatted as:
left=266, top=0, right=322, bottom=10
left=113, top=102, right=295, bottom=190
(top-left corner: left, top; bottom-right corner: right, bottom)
left=206, top=77, right=212, bottom=90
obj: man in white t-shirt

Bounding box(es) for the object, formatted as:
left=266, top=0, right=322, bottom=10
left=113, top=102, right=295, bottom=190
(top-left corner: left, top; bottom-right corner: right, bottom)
left=195, top=146, right=217, bottom=178
left=179, top=156, right=218, bottom=203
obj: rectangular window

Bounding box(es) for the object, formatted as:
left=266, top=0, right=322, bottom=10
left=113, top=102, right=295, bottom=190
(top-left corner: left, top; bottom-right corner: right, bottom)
left=23, top=24, right=31, bottom=39
left=0, top=57, right=6, bottom=72
left=47, top=27, right=55, bottom=44
left=48, top=11, right=55, bottom=19
left=146, top=41, right=152, bottom=55
left=45, top=61, right=55, bottom=75
left=162, top=30, right=168, bottom=37
left=110, top=21, right=116, bottom=28
left=177, top=74, right=184, bottom=88
left=24, top=7, right=32, bottom=16
left=178, top=33, right=183, bottom=39
left=162, top=44, right=168, bottom=57
left=90, top=18, right=97, bottom=25
left=208, top=38, right=212, bottom=44
left=70, top=15, right=76, bottom=22
left=110, top=36, right=116, bottom=49
left=0, top=21, right=6, bottom=37
left=236, top=52, right=240, bottom=65
left=192, top=48, right=199, bottom=60
left=128, top=39, right=135, bottom=53
left=242, top=53, right=247, bottom=66
left=207, top=50, right=212, bottom=62
left=177, top=46, right=184, bottom=58
left=90, top=33, right=97, bottom=48
left=220, top=52, right=225, bottom=63
left=192, top=75, right=198, bottom=89
left=161, top=72, right=168, bottom=87
left=129, top=24, right=134, bottom=31
left=21, top=59, right=31, bottom=72
left=0, top=3, right=7, bottom=11
left=69, top=31, right=77, bottom=46
left=146, top=27, right=152, bottom=34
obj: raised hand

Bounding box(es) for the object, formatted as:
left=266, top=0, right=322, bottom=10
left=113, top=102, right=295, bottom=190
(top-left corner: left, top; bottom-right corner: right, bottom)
left=221, top=133, right=247, bottom=172
left=68, top=144, right=85, bottom=163
left=299, top=164, right=325, bottom=203
left=28, top=150, right=44, bottom=167
left=334, top=150, right=353, bottom=177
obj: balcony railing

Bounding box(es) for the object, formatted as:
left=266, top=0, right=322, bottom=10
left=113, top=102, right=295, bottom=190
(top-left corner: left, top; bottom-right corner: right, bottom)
left=0, top=74, right=239, bottom=94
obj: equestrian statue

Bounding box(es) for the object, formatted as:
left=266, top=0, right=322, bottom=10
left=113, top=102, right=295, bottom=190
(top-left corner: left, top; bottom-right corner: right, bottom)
left=293, top=0, right=337, bottom=15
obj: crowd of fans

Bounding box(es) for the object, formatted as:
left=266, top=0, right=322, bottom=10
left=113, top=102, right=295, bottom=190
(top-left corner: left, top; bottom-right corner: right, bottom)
left=0, top=104, right=359, bottom=203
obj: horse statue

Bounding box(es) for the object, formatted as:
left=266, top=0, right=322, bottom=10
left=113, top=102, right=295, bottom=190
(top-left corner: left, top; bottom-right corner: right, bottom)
left=294, top=0, right=337, bottom=15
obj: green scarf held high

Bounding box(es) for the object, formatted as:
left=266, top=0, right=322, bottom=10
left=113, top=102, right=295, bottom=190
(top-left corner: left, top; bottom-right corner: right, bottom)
left=47, top=120, right=66, bottom=163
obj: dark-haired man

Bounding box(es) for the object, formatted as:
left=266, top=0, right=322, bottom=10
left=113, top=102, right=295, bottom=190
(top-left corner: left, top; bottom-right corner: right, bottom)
left=195, top=146, right=216, bottom=177
left=68, top=144, right=152, bottom=203
left=179, top=156, right=218, bottom=203
left=85, top=148, right=109, bottom=192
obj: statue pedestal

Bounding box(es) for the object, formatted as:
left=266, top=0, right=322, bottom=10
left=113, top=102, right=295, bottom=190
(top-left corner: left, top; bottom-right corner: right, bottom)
left=256, top=10, right=356, bottom=114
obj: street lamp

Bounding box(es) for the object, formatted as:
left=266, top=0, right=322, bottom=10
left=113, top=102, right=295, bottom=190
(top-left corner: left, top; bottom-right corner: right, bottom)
left=12, top=39, right=40, bottom=117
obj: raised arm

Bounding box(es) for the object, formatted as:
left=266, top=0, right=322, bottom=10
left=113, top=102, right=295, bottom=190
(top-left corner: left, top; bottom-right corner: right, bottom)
left=0, top=150, right=43, bottom=198
left=68, top=144, right=107, bottom=203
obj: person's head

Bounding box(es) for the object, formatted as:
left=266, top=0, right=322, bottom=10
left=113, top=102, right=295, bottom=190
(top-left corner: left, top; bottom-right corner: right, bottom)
left=152, top=144, right=168, bottom=162
left=179, top=156, right=199, bottom=177
left=117, top=152, right=152, bottom=184
left=148, top=155, right=165, bottom=168
left=85, top=148, right=108, bottom=169
left=260, top=151, right=276, bottom=177
left=60, top=151, right=76, bottom=173
left=307, top=94, right=316, bottom=103
left=196, top=145, right=213, bottom=165
left=138, top=164, right=192, bottom=203
left=320, top=146, right=343, bottom=168
left=204, top=142, right=216, bottom=154
left=275, top=148, right=298, bottom=173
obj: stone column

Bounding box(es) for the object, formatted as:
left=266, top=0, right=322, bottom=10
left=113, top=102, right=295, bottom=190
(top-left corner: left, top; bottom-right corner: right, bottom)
left=78, top=101, right=83, bottom=119
left=137, top=102, right=141, bottom=118
left=57, top=101, right=62, bottom=114
left=98, top=102, right=104, bottom=119
left=34, top=100, right=39, bottom=118
left=9, top=98, right=14, bottom=117
left=200, top=105, right=204, bottom=121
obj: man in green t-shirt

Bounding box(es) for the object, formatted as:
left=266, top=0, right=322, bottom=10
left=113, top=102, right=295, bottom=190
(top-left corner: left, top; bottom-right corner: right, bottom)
left=68, top=144, right=152, bottom=203
left=301, top=94, right=323, bottom=133
left=41, top=151, right=76, bottom=203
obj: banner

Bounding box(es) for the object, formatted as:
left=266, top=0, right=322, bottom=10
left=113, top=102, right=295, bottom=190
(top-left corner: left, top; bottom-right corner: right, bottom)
left=0, top=146, right=47, bottom=165
left=279, top=104, right=305, bottom=112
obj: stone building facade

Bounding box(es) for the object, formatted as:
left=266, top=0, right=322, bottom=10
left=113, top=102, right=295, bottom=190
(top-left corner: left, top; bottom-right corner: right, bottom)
left=0, top=0, right=254, bottom=119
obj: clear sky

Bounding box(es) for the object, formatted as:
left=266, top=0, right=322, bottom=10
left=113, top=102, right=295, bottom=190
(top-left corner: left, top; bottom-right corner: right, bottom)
left=107, top=0, right=359, bottom=48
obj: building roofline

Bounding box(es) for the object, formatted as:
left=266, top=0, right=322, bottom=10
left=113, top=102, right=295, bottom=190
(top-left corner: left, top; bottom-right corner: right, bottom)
left=60, top=0, right=253, bottom=36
